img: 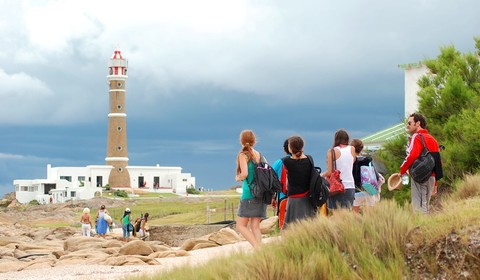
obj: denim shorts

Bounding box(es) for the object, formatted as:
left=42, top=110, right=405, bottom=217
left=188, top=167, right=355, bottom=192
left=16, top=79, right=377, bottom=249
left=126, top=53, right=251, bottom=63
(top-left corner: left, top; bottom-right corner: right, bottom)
left=122, top=223, right=130, bottom=238
left=237, top=198, right=267, bottom=218
left=328, top=188, right=355, bottom=210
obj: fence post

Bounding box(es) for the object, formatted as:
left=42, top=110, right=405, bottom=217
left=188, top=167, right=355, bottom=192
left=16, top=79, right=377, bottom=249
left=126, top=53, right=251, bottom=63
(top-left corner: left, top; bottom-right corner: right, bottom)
left=224, top=199, right=227, bottom=221
left=206, top=203, right=210, bottom=224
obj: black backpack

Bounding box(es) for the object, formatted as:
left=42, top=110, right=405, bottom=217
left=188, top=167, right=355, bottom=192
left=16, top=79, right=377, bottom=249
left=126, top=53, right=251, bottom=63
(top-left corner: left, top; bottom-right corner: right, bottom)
left=306, top=155, right=329, bottom=209
left=409, top=134, right=436, bottom=183
left=247, top=153, right=283, bottom=204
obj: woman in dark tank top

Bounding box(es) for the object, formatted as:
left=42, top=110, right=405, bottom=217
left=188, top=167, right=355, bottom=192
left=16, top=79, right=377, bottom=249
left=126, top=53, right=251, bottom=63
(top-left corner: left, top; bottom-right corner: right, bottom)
left=282, top=135, right=316, bottom=228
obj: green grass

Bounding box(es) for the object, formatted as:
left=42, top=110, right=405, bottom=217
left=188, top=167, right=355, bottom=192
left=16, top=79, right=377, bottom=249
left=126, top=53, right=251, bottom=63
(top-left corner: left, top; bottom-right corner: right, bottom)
left=127, top=175, right=480, bottom=280
left=105, top=193, right=245, bottom=225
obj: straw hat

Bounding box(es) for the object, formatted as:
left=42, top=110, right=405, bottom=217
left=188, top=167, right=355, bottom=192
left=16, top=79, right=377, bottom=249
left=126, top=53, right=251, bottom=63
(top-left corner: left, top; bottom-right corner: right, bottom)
left=388, top=173, right=402, bottom=191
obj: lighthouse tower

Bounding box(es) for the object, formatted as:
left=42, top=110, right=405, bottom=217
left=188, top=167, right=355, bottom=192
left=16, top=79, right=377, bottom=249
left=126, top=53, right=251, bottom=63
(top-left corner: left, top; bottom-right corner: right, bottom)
left=105, top=50, right=131, bottom=188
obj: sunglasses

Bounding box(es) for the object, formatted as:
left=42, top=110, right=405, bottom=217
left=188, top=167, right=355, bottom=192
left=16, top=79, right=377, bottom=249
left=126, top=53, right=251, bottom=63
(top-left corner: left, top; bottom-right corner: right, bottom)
left=407, top=121, right=416, bottom=125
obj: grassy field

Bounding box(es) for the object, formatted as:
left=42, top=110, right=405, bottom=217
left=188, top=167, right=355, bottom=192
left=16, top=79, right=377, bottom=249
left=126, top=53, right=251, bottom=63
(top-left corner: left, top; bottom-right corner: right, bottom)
left=99, top=190, right=271, bottom=226
left=127, top=174, right=480, bottom=279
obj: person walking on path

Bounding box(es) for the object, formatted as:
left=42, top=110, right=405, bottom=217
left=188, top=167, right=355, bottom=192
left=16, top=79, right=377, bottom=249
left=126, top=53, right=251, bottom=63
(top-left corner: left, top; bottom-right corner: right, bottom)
left=80, top=208, right=92, bottom=237
left=121, top=208, right=132, bottom=242
left=138, top=212, right=149, bottom=240
left=235, top=129, right=266, bottom=248
left=95, top=205, right=109, bottom=238
left=400, top=113, right=443, bottom=214
left=282, top=136, right=316, bottom=228
left=321, top=129, right=356, bottom=211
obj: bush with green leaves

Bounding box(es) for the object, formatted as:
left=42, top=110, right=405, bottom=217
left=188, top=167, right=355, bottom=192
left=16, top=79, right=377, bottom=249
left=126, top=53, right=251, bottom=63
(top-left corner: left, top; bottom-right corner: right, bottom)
left=186, top=187, right=201, bottom=195
left=29, top=200, right=40, bottom=205
left=377, top=37, right=480, bottom=201
left=113, top=189, right=128, bottom=197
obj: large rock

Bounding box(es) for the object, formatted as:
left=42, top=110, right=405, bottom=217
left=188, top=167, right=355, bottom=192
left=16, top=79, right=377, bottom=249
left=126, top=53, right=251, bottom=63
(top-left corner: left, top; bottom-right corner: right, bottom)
left=208, top=227, right=242, bottom=245
left=260, top=216, right=278, bottom=234
left=149, top=249, right=189, bottom=258
left=99, top=255, right=150, bottom=266
left=0, top=261, right=30, bottom=273
left=119, top=240, right=154, bottom=256
left=149, top=224, right=227, bottom=247
left=64, top=236, right=105, bottom=251
left=179, top=237, right=220, bottom=251
left=192, top=242, right=219, bottom=250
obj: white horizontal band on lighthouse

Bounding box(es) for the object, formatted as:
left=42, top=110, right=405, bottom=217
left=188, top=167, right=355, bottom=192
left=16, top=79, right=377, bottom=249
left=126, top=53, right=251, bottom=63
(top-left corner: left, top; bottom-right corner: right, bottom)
left=107, top=75, right=128, bottom=80
left=108, top=113, right=127, bottom=117
left=109, top=89, right=126, bottom=92
left=105, top=157, right=129, bottom=161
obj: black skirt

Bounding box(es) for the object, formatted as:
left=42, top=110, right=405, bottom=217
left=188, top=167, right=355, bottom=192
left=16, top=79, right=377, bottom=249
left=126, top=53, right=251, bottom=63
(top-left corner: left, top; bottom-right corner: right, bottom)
left=237, top=198, right=267, bottom=218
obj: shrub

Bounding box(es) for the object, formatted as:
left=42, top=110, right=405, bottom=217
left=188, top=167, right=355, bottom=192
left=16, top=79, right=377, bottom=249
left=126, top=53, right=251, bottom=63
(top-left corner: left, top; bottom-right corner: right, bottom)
left=114, top=189, right=128, bottom=198
left=186, top=188, right=201, bottom=195
left=29, top=200, right=40, bottom=205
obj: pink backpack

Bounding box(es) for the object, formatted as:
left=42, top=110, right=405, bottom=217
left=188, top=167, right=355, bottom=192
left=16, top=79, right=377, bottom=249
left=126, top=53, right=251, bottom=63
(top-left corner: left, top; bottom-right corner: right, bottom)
left=360, top=163, right=379, bottom=195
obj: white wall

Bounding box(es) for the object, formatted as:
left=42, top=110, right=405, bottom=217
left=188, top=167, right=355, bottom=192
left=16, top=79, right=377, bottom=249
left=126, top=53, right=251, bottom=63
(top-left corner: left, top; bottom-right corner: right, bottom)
left=15, top=164, right=195, bottom=204
left=404, top=64, right=428, bottom=117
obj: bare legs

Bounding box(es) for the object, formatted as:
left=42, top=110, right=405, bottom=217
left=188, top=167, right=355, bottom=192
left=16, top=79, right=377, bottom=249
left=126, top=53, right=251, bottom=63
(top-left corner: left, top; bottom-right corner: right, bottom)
left=236, top=216, right=263, bottom=248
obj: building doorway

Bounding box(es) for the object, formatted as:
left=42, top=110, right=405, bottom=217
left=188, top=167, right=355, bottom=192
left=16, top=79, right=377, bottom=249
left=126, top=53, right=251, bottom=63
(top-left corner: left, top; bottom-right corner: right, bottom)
left=138, top=176, right=145, bottom=188
left=96, top=176, right=103, bottom=187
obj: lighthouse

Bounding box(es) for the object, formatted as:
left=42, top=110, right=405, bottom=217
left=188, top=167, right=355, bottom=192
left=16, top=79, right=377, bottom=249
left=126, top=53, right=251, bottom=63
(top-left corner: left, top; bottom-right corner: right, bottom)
left=105, top=50, right=131, bottom=188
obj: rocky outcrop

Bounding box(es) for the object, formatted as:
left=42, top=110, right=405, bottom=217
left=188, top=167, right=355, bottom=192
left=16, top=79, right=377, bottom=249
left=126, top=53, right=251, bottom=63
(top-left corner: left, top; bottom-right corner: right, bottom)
left=0, top=197, right=280, bottom=274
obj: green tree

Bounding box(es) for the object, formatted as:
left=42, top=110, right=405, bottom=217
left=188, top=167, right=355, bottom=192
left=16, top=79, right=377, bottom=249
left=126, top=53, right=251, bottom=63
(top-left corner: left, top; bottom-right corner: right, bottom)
left=378, top=37, right=480, bottom=201
left=417, top=37, right=480, bottom=185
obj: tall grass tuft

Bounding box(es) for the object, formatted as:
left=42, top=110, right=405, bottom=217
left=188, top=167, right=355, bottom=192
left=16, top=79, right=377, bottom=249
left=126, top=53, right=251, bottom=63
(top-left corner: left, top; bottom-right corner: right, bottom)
left=147, top=200, right=416, bottom=280
left=130, top=176, right=480, bottom=280
left=449, top=173, right=480, bottom=201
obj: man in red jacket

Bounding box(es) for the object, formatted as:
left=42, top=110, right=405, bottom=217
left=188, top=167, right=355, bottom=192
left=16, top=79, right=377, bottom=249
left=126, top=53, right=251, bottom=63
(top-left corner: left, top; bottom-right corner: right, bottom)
left=400, top=113, right=442, bottom=214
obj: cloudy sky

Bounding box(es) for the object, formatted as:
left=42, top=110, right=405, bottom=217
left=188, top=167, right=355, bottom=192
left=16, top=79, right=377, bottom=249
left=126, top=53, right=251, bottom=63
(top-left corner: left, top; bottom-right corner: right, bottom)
left=1, top=0, right=479, bottom=196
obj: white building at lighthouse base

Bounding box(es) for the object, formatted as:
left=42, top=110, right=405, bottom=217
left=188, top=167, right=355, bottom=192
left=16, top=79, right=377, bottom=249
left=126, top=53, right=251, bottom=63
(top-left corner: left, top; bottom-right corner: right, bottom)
left=14, top=164, right=195, bottom=204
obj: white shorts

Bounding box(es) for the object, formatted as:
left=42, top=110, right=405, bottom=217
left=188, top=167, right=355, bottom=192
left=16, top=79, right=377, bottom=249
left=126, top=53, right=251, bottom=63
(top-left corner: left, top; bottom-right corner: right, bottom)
left=353, top=191, right=376, bottom=207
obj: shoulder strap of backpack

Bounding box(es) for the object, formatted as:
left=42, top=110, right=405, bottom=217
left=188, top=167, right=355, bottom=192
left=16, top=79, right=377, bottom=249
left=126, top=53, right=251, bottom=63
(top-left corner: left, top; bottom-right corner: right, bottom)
left=330, top=149, right=337, bottom=170
left=306, top=155, right=315, bottom=172
left=418, top=133, right=430, bottom=152
left=245, top=152, right=260, bottom=188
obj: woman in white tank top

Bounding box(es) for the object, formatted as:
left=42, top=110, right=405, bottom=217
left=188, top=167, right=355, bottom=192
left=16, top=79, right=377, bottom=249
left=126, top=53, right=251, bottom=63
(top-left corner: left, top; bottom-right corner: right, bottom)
left=321, top=129, right=356, bottom=210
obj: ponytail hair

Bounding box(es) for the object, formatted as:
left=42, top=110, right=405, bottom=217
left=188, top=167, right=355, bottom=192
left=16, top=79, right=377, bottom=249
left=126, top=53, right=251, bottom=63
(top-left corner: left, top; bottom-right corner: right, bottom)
left=288, top=136, right=304, bottom=158
left=237, top=130, right=257, bottom=174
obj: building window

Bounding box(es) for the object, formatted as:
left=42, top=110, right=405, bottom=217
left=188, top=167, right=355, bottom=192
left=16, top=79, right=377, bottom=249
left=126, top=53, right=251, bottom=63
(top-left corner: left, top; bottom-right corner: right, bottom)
left=117, top=146, right=123, bottom=151
left=118, top=167, right=123, bottom=172
left=182, top=179, right=188, bottom=182
left=117, top=82, right=122, bottom=88
left=60, top=176, right=72, bottom=182
left=117, top=126, right=122, bottom=131
left=78, top=176, right=85, bottom=182
left=21, top=186, right=28, bottom=191
left=117, top=104, right=122, bottom=110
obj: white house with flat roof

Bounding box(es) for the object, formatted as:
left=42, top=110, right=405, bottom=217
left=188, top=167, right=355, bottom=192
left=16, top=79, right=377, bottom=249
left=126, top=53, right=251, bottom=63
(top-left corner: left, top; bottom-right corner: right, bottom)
left=14, top=164, right=195, bottom=204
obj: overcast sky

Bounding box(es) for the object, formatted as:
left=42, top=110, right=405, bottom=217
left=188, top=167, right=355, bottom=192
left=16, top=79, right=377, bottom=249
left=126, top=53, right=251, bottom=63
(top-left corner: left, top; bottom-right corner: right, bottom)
left=1, top=0, right=479, bottom=197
